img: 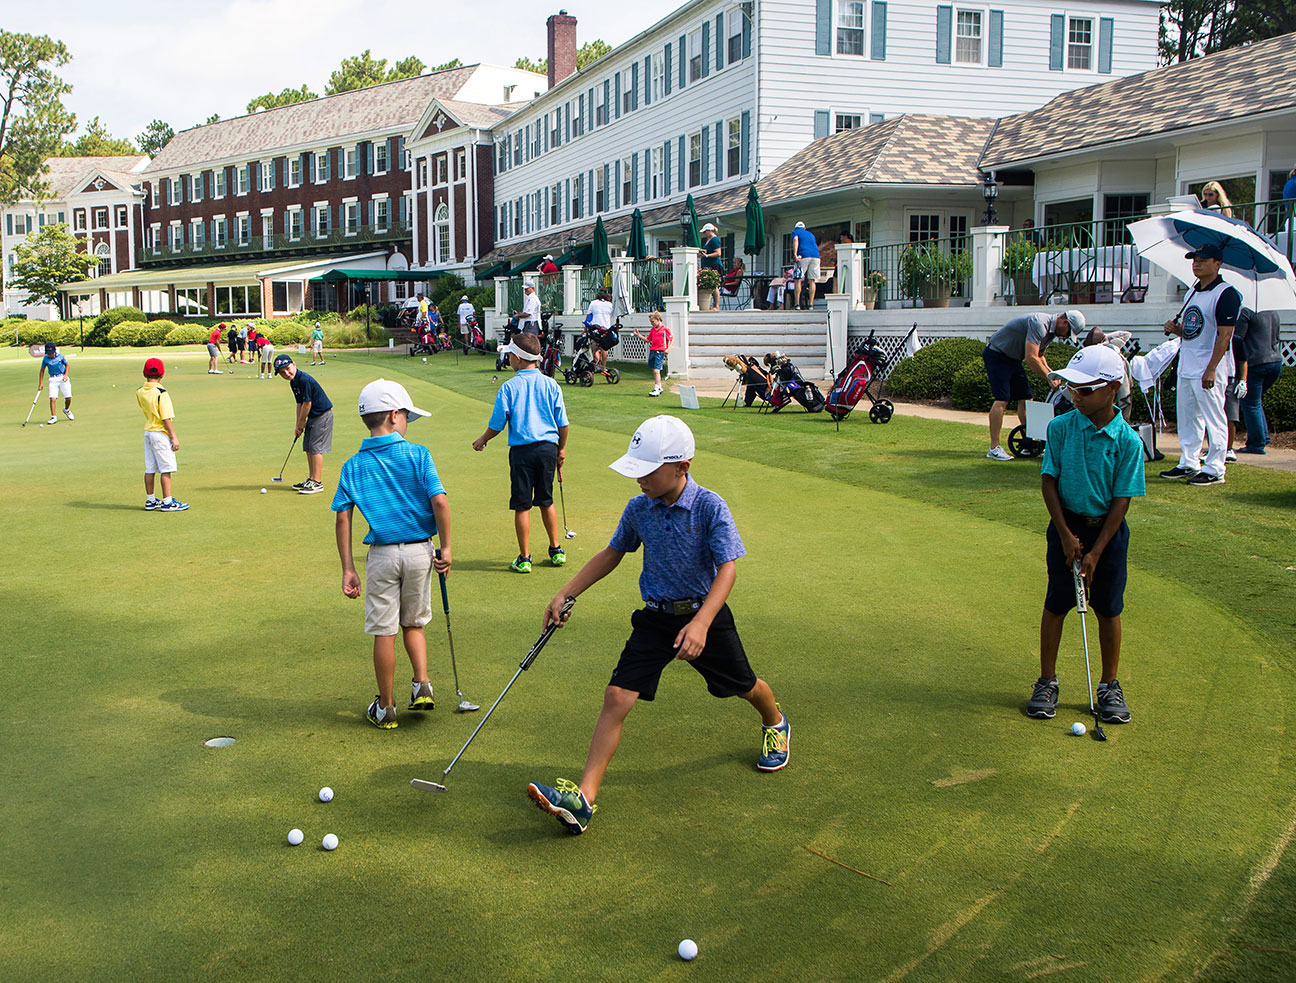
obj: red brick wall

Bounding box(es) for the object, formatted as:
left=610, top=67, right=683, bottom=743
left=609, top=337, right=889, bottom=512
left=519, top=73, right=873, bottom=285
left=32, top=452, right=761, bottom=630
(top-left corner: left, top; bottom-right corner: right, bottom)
left=475, top=145, right=495, bottom=258
left=547, top=12, right=578, bottom=88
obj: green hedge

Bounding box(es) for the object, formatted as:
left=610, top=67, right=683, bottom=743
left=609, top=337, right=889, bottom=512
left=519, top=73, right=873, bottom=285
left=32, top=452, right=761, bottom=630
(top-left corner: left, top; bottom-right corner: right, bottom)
left=87, top=306, right=147, bottom=346
left=887, top=338, right=986, bottom=400
left=13, top=321, right=80, bottom=345
left=163, top=324, right=210, bottom=346
left=1261, top=366, right=1296, bottom=432
left=266, top=323, right=308, bottom=346
left=107, top=320, right=173, bottom=347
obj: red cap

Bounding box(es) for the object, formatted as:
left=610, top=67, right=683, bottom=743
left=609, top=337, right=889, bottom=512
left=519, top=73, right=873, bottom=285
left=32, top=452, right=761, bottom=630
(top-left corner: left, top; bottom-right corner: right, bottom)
left=143, top=357, right=165, bottom=377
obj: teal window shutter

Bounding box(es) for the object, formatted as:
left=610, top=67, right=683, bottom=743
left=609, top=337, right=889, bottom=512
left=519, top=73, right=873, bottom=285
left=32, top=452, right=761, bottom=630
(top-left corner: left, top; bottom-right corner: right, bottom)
left=603, top=79, right=611, bottom=122
left=644, top=149, right=651, bottom=199
left=588, top=168, right=594, bottom=215
left=702, top=21, right=711, bottom=76
left=814, top=110, right=829, bottom=139
left=715, top=14, right=725, bottom=70
left=1098, top=17, right=1114, bottom=73
left=678, top=37, right=687, bottom=87
left=631, top=152, right=639, bottom=203
left=701, top=127, right=710, bottom=184
left=644, top=56, right=652, bottom=105
left=989, top=10, right=1003, bottom=66
left=742, top=4, right=752, bottom=57
left=1049, top=14, right=1064, bottom=70
left=871, top=2, right=887, bottom=59
left=740, top=110, right=750, bottom=174
left=631, top=62, right=639, bottom=110
left=714, top=121, right=723, bottom=181
left=665, top=45, right=673, bottom=94
left=615, top=72, right=622, bottom=118
left=664, top=140, right=672, bottom=191
left=815, top=0, right=831, bottom=55
left=283, top=157, right=290, bottom=185
left=678, top=136, right=685, bottom=192
left=936, top=5, right=952, bottom=63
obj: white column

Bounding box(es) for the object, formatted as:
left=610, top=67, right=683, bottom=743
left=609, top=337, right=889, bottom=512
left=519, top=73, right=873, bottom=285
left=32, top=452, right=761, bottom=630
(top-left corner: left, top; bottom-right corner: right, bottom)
left=494, top=276, right=509, bottom=315
left=838, top=242, right=870, bottom=309
left=970, top=225, right=1009, bottom=308
left=562, top=264, right=582, bottom=314
left=665, top=296, right=691, bottom=379
left=825, top=293, right=848, bottom=380
left=670, top=245, right=700, bottom=312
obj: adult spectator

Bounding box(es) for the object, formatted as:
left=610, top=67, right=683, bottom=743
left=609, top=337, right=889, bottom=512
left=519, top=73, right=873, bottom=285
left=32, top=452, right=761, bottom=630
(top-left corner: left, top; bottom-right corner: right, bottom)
left=1235, top=307, right=1283, bottom=455
left=516, top=283, right=542, bottom=335
left=539, top=254, right=560, bottom=275
left=457, top=295, right=475, bottom=331
left=1200, top=181, right=1233, bottom=218
left=415, top=293, right=430, bottom=330
left=1021, top=219, right=1043, bottom=246
left=698, top=223, right=723, bottom=311
left=791, top=221, right=821, bottom=309
left=1159, top=243, right=1239, bottom=486
left=584, top=291, right=614, bottom=368
left=981, top=310, right=1083, bottom=460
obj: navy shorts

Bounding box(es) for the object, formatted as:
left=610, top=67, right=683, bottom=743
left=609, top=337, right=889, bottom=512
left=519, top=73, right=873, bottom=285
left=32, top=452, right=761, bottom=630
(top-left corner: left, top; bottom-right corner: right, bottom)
left=609, top=604, right=757, bottom=701
left=983, top=346, right=1032, bottom=403
left=648, top=350, right=666, bottom=370
left=508, top=441, right=557, bottom=510
left=1044, top=512, right=1130, bottom=618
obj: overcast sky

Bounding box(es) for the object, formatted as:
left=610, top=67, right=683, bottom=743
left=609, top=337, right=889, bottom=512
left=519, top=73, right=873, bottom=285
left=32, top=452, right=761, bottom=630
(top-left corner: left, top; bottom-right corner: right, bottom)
left=6, top=0, right=682, bottom=146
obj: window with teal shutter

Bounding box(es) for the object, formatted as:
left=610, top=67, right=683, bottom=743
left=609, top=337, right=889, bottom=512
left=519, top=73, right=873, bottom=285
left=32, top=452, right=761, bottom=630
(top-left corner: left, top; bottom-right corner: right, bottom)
left=936, top=6, right=952, bottom=63
left=872, top=2, right=887, bottom=59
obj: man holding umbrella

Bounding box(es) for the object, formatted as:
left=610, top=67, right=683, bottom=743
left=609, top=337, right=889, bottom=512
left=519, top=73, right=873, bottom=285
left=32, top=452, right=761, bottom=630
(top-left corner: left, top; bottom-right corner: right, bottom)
left=1160, top=243, right=1240, bottom=486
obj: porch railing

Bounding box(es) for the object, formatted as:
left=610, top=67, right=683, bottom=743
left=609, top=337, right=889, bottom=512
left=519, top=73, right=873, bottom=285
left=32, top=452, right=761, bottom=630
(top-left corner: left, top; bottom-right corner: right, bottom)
left=630, top=258, right=667, bottom=312
left=580, top=264, right=612, bottom=308
left=864, top=236, right=972, bottom=307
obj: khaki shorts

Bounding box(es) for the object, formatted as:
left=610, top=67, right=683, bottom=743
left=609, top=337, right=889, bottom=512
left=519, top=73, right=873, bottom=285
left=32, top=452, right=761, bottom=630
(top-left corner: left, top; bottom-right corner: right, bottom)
left=364, top=540, right=434, bottom=635
left=796, top=256, right=821, bottom=281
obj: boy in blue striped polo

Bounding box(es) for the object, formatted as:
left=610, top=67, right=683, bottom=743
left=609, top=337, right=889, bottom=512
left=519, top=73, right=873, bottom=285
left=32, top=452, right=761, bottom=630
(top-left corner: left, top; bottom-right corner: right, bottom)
left=332, top=379, right=452, bottom=729
left=472, top=332, right=570, bottom=573
left=1026, top=346, right=1145, bottom=726
left=527, top=415, right=788, bottom=835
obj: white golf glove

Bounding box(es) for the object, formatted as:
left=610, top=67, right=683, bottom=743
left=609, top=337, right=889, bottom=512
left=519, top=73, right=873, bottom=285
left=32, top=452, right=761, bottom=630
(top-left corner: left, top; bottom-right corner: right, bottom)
left=1231, top=380, right=1248, bottom=399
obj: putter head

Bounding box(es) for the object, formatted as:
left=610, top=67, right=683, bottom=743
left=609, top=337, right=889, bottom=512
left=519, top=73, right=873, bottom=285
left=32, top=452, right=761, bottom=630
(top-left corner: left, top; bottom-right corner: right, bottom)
left=270, top=477, right=283, bottom=482
left=565, top=529, right=576, bottom=539
left=456, top=699, right=481, bottom=713
left=410, top=779, right=448, bottom=792
left=1092, top=723, right=1108, bottom=742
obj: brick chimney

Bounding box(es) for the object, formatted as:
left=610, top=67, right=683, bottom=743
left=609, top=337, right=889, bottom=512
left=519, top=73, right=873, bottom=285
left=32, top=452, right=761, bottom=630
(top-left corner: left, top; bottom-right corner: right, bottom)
left=547, top=10, right=578, bottom=88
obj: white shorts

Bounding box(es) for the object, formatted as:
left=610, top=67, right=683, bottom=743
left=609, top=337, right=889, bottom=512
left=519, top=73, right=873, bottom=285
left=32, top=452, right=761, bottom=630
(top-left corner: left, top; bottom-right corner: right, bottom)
left=260, top=344, right=274, bottom=363
left=311, top=339, right=322, bottom=354
left=364, top=540, right=435, bottom=635
left=48, top=375, right=72, bottom=399
left=144, top=431, right=177, bottom=474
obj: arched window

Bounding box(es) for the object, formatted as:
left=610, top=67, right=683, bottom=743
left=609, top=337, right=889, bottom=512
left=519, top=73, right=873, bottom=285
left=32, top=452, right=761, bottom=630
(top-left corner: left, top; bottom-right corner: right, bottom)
left=434, top=203, right=451, bottom=264
left=90, top=241, right=112, bottom=277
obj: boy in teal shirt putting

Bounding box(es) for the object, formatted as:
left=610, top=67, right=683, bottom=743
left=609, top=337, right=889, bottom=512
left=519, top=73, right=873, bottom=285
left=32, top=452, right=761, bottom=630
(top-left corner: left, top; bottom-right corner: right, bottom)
left=1026, top=346, right=1145, bottom=725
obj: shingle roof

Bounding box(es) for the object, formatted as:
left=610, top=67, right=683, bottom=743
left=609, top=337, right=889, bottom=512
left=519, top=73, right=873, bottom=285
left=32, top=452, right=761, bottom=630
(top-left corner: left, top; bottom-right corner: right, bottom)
left=982, top=32, right=1296, bottom=168
left=437, top=99, right=520, bottom=129
left=40, top=156, right=149, bottom=198
left=144, top=66, right=485, bottom=173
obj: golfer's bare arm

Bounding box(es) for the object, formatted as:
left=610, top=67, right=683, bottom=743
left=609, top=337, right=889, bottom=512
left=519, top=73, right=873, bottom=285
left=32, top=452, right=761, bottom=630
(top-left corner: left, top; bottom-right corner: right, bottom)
left=472, top=425, right=501, bottom=450
left=336, top=507, right=361, bottom=597
left=1041, top=475, right=1082, bottom=564
left=556, top=425, right=568, bottom=466
left=162, top=418, right=179, bottom=451
left=431, top=494, right=451, bottom=573
left=1024, top=341, right=1055, bottom=384
left=545, top=547, right=625, bottom=627
left=295, top=400, right=311, bottom=435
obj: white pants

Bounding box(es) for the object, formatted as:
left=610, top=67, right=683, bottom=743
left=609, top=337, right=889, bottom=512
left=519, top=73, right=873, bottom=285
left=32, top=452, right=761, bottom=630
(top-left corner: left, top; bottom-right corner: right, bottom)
left=48, top=375, right=72, bottom=398
left=1176, top=374, right=1227, bottom=477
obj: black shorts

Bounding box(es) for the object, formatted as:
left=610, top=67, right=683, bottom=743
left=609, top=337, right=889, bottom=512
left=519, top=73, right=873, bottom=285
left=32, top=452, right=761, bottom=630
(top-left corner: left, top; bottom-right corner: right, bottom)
left=610, top=604, right=757, bottom=701
left=1044, top=512, right=1130, bottom=618
left=983, top=346, right=1032, bottom=403
left=508, top=441, right=557, bottom=510
left=238, top=339, right=247, bottom=352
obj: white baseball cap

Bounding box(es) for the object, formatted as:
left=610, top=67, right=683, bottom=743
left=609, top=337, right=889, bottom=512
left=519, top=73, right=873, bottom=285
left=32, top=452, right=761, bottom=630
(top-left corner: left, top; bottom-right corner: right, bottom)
left=461, top=295, right=468, bottom=301
left=701, top=222, right=717, bottom=232
left=499, top=339, right=541, bottom=362
left=794, top=221, right=806, bottom=229
left=1048, top=345, right=1124, bottom=385
left=357, top=378, right=429, bottom=419
left=609, top=416, right=696, bottom=478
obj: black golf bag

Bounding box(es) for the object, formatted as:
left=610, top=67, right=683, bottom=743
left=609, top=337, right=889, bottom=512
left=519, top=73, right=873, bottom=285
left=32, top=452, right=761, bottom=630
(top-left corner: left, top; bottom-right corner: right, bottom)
left=826, top=331, right=893, bottom=423
left=763, top=352, right=825, bottom=413
left=495, top=325, right=514, bottom=370
left=722, top=354, right=772, bottom=406
left=540, top=324, right=563, bottom=378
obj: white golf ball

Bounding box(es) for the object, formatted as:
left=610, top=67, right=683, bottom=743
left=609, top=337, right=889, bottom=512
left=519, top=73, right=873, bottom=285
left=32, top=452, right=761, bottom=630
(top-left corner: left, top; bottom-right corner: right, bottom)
left=1071, top=721, right=1087, bottom=736
left=318, top=786, right=334, bottom=802
left=678, top=939, right=698, bottom=961
left=287, top=828, right=304, bottom=846
left=422, top=357, right=427, bottom=363
left=39, top=423, right=44, bottom=427
left=260, top=488, right=267, bottom=494
left=322, top=833, right=338, bottom=851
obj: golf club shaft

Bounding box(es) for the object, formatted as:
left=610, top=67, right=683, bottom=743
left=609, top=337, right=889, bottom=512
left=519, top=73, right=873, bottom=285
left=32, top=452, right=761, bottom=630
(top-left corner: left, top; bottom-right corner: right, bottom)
left=274, top=433, right=300, bottom=480
left=435, top=549, right=469, bottom=704
left=441, top=664, right=525, bottom=779
left=1073, top=561, right=1096, bottom=714
left=558, top=467, right=569, bottom=529
left=22, top=387, right=41, bottom=426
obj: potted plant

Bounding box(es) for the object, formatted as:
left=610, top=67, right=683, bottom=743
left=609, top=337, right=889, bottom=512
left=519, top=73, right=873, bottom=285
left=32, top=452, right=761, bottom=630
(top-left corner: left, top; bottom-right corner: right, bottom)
left=1001, top=236, right=1039, bottom=306
left=899, top=243, right=971, bottom=308
left=696, top=267, right=722, bottom=311
left=863, top=270, right=887, bottom=309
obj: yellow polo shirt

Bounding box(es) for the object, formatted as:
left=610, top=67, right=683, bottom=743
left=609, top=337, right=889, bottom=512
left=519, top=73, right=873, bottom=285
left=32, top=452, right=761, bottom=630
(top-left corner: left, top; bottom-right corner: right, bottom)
left=136, top=381, right=175, bottom=433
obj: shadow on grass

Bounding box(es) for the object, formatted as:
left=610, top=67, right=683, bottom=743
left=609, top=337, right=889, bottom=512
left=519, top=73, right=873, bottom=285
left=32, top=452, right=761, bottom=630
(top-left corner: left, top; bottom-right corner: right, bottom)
left=65, top=500, right=143, bottom=512
left=1224, top=489, right=1296, bottom=509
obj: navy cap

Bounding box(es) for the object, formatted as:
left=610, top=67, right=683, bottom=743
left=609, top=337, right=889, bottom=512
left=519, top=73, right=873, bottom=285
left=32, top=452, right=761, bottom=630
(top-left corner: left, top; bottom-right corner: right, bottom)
left=1185, top=242, right=1224, bottom=261
left=273, top=354, right=294, bottom=371
left=44, top=342, right=57, bottom=355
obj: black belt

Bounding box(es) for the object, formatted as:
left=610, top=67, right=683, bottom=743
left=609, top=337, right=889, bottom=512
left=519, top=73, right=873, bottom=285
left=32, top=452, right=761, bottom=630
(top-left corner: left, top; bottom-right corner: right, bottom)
left=1063, top=509, right=1108, bottom=529
left=644, top=598, right=702, bottom=615
left=380, top=538, right=431, bottom=546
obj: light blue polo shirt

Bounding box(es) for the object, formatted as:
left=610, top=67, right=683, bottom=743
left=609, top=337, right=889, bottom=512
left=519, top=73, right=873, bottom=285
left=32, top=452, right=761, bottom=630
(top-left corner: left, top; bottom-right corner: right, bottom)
left=1041, top=410, right=1145, bottom=517
left=331, top=432, right=446, bottom=545
left=608, top=477, right=746, bottom=603
left=488, top=367, right=569, bottom=446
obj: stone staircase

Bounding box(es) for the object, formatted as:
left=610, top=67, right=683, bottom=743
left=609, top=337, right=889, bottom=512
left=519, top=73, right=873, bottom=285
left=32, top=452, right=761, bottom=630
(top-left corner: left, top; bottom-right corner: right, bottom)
left=684, top=311, right=830, bottom=380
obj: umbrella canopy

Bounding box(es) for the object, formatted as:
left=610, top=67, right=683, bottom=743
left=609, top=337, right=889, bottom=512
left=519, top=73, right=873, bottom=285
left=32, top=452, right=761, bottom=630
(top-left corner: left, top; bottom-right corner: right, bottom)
left=627, top=209, right=648, bottom=259
left=743, top=184, right=766, bottom=256
left=591, top=216, right=611, bottom=266
left=685, top=194, right=701, bottom=248
left=1127, top=210, right=1296, bottom=310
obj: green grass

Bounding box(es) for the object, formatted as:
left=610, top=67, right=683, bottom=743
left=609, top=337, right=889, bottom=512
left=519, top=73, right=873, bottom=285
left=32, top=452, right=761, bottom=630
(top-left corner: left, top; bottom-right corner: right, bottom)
left=2, top=344, right=1294, bottom=981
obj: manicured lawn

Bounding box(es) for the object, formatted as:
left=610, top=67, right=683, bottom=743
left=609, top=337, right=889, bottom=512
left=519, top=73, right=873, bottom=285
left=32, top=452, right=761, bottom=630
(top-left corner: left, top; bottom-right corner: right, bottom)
left=1, top=344, right=1293, bottom=981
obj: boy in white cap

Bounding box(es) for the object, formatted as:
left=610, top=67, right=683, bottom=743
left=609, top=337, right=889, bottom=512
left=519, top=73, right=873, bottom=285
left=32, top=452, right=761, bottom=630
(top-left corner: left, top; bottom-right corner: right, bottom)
left=332, top=379, right=452, bottom=729
left=527, top=415, right=788, bottom=835
left=1026, top=345, right=1145, bottom=726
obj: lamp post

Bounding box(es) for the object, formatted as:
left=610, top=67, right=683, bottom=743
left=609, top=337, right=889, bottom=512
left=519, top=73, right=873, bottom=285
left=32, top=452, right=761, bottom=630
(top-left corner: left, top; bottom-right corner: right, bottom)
left=566, top=233, right=577, bottom=260
left=679, top=209, right=691, bottom=246
left=981, top=172, right=999, bottom=226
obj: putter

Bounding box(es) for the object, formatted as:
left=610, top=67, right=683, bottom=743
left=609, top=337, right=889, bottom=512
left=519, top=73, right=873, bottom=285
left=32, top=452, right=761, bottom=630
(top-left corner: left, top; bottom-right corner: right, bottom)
left=1072, top=560, right=1108, bottom=742
left=558, top=467, right=576, bottom=539
left=411, top=596, right=576, bottom=792
left=21, top=386, right=42, bottom=427
left=436, top=548, right=479, bottom=712
left=270, top=433, right=300, bottom=482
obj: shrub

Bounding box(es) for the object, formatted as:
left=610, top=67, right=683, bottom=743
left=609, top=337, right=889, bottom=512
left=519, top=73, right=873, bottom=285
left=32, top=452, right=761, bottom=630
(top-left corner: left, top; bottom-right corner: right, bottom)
left=950, top=358, right=993, bottom=411
left=290, top=309, right=340, bottom=324
left=1025, top=343, right=1080, bottom=402
left=1264, top=366, right=1296, bottom=432
left=429, top=273, right=466, bottom=305
left=87, top=306, right=146, bottom=346
left=887, top=337, right=986, bottom=400
left=164, top=324, right=209, bottom=346
left=15, top=321, right=79, bottom=345
left=108, top=320, right=171, bottom=346
left=265, top=323, right=308, bottom=346
left=346, top=304, right=382, bottom=323
left=323, top=322, right=393, bottom=347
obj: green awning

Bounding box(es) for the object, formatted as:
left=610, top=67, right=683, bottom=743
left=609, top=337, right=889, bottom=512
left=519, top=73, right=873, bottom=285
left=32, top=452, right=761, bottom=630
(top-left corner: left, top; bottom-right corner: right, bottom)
left=504, top=252, right=547, bottom=276
left=310, top=269, right=442, bottom=283
left=59, top=257, right=309, bottom=291
left=552, top=244, right=592, bottom=267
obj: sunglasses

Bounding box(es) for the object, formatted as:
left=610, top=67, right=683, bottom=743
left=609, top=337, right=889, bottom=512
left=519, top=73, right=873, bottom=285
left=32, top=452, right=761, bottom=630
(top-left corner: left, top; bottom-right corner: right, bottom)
left=1066, top=381, right=1109, bottom=396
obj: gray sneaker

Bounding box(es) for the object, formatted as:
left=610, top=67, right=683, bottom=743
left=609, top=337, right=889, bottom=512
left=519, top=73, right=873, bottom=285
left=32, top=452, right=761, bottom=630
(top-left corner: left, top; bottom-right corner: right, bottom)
left=1027, top=677, right=1059, bottom=719
left=1096, top=679, right=1131, bottom=724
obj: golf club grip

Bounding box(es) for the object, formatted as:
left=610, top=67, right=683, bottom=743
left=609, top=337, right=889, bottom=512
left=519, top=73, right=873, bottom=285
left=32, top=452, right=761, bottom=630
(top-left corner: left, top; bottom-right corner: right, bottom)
left=1072, top=561, right=1088, bottom=614
left=521, top=596, right=576, bottom=670
left=435, top=549, right=450, bottom=612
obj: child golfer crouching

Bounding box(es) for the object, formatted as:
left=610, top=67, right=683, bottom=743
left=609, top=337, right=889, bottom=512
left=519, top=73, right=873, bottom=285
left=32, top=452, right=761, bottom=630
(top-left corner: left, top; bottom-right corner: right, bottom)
left=1026, top=345, right=1145, bottom=725
left=528, top=415, right=788, bottom=835
left=332, top=379, right=451, bottom=729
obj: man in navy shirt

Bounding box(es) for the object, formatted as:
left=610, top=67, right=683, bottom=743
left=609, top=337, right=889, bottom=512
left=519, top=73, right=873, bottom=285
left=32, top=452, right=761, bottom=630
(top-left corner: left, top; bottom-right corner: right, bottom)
left=274, top=354, right=334, bottom=494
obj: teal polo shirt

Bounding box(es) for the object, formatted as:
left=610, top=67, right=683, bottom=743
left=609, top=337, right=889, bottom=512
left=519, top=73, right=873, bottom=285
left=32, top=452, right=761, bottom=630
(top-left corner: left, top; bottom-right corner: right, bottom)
left=1040, top=410, right=1145, bottom=517
left=330, top=432, right=446, bottom=545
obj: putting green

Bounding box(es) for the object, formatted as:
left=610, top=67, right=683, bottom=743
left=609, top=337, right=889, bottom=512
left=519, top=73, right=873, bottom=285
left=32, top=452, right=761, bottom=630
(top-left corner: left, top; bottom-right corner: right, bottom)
left=1, top=345, right=1293, bottom=981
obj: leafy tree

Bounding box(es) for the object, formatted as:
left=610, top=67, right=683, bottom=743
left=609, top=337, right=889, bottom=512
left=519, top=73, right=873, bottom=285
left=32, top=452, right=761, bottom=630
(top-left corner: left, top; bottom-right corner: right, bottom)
left=136, top=119, right=174, bottom=157
left=512, top=40, right=612, bottom=77
left=245, top=84, right=317, bottom=114
left=514, top=55, right=546, bottom=74
left=203, top=112, right=221, bottom=125
left=0, top=30, right=75, bottom=204
left=1158, top=1, right=1293, bottom=63
left=325, top=50, right=425, bottom=95
left=9, top=221, right=98, bottom=305
left=429, top=58, right=463, bottom=72
left=59, top=116, right=136, bottom=157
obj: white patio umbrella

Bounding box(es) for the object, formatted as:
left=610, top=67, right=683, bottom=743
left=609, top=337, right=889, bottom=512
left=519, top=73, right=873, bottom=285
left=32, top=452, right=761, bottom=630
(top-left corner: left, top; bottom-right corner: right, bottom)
left=1127, top=210, right=1296, bottom=310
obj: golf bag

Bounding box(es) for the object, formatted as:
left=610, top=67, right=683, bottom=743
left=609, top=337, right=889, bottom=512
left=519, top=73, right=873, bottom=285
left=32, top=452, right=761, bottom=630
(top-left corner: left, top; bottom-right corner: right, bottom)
left=410, top=325, right=437, bottom=356
left=495, top=325, right=514, bottom=370
left=722, top=354, right=772, bottom=406
left=540, top=324, right=563, bottom=378
left=826, top=331, right=893, bottom=423
left=462, top=315, right=485, bottom=354
left=562, top=331, right=621, bottom=386
left=763, top=352, right=825, bottom=413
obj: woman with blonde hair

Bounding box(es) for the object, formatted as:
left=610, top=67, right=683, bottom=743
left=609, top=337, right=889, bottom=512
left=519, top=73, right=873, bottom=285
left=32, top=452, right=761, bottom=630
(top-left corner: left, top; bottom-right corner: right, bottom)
left=1201, top=181, right=1233, bottom=217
